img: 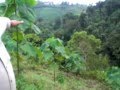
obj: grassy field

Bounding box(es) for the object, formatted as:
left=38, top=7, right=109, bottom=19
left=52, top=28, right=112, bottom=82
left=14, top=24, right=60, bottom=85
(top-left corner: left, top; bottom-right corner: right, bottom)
left=12, top=60, right=111, bottom=90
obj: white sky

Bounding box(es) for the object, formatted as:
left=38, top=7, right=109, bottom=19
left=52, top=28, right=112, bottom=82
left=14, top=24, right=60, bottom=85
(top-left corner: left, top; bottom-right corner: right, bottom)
left=0, top=0, right=5, bottom=3
left=39, top=0, right=105, bottom=5
left=0, top=0, right=105, bottom=5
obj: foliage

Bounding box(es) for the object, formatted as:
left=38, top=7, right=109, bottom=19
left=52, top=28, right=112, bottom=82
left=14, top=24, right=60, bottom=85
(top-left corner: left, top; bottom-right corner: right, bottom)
left=1, top=0, right=119, bottom=89
left=67, top=31, right=109, bottom=70
left=4, top=0, right=41, bottom=34
left=25, top=34, right=42, bottom=46
left=62, top=53, right=86, bottom=74
left=81, top=70, right=107, bottom=81
left=55, top=12, right=79, bottom=41
left=35, top=2, right=87, bottom=22
left=67, top=31, right=101, bottom=55
left=12, top=31, right=24, bottom=43
left=80, top=0, right=120, bottom=66
left=0, top=3, right=6, bottom=16
left=78, top=13, right=88, bottom=29
left=40, top=37, right=68, bottom=63
left=0, top=0, right=42, bottom=74
left=104, top=29, right=120, bottom=66
left=106, top=67, right=120, bottom=90
left=34, top=0, right=120, bottom=67
left=2, top=32, right=17, bottom=51
left=56, top=73, right=65, bottom=84
left=15, top=60, right=111, bottom=90
left=3, top=33, right=42, bottom=63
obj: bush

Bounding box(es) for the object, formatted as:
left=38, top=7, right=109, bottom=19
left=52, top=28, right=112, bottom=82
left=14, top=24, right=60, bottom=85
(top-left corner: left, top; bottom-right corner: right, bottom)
left=86, top=54, right=109, bottom=70
left=56, top=74, right=65, bottom=84
left=62, top=53, right=86, bottom=74
left=106, top=67, right=120, bottom=90
left=81, top=70, right=107, bottom=81
left=40, top=37, right=68, bottom=63
left=67, top=31, right=109, bottom=70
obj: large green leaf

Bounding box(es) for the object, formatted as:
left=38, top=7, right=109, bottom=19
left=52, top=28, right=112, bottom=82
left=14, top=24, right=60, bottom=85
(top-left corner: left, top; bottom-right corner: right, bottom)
left=18, top=5, right=36, bottom=22
left=40, top=43, right=49, bottom=51
left=43, top=48, right=54, bottom=61
left=2, top=33, right=17, bottom=51
left=20, top=42, right=37, bottom=57
left=12, top=31, right=24, bottom=43
left=4, top=4, right=15, bottom=17
left=31, top=24, right=41, bottom=34
left=55, top=46, right=65, bottom=55
left=34, top=47, right=43, bottom=59
left=46, top=37, right=63, bottom=48
left=40, top=37, right=68, bottom=62
left=18, top=19, right=32, bottom=31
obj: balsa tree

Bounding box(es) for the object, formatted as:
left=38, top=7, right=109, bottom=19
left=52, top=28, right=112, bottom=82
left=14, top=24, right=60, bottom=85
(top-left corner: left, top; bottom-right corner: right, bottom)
left=0, top=0, right=41, bottom=74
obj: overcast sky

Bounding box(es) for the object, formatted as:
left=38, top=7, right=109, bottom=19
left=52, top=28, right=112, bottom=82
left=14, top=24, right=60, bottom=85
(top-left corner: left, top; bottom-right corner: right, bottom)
left=38, top=0, right=105, bottom=5
left=0, top=0, right=5, bottom=3
left=0, top=0, right=105, bottom=5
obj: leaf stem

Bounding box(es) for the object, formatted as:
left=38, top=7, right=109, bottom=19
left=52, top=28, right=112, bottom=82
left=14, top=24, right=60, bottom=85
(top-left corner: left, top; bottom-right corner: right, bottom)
left=14, top=0, right=20, bottom=75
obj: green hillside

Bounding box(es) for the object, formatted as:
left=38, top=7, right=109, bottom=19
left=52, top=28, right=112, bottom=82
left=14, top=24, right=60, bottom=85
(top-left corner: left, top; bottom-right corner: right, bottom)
left=35, top=5, right=87, bottom=22
left=35, top=7, right=63, bottom=22
left=1, top=0, right=120, bottom=90
left=14, top=60, right=110, bottom=90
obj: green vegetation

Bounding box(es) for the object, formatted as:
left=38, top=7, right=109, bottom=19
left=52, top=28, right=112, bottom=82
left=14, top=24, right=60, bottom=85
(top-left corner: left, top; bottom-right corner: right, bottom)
left=13, top=60, right=110, bottom=90
left=0, top=0, right=120, bottom=90
left=35, top=2, right=87, bottom=22
left=36, top=7, right=63, bottom=22
left=67, top=31, right=109, bottom=70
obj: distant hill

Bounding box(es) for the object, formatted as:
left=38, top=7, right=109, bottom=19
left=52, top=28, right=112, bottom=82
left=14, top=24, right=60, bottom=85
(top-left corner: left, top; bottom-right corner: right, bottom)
left=34, top=2, right=87, bottom=22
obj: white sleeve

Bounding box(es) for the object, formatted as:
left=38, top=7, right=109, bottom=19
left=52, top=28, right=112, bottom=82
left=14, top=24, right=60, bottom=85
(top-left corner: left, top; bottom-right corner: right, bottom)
left=0, top=17, right=11, bottom=38
left=0, top=17, right=11, bottom=61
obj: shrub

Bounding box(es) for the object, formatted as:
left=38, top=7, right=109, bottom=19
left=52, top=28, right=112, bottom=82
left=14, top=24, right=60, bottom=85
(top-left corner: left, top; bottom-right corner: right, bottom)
left=56, top=74, right=65, bottom=84
left=40, top=37, right=68, bottom=63
left=62, top=53, right=86, bottom=74
left=106, top=67, right=120, bottom=90
left=67, top=31, right=109, bottom=70
left=81, top=70, right=107, bottom=81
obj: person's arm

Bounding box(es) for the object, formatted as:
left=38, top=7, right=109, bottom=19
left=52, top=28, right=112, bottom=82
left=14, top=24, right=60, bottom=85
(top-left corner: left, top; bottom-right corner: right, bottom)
left=11, top=20, right=24, bottom=27
left=0, top=17, right=23, bottom=38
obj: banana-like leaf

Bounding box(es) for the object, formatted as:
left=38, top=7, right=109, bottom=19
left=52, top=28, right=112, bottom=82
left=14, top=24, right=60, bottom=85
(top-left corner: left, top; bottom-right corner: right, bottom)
left=18, top=5, right=36, bottom=22
left=20, top=42, right=37, bottom=57
left=43, top=48, right=54, bottom=61
left=31, top=24, right=41, bottom=34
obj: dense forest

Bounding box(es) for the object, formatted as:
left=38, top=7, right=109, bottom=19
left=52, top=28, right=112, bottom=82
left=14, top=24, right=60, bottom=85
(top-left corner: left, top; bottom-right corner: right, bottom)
left=0, top=0, right=120, bottom=90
